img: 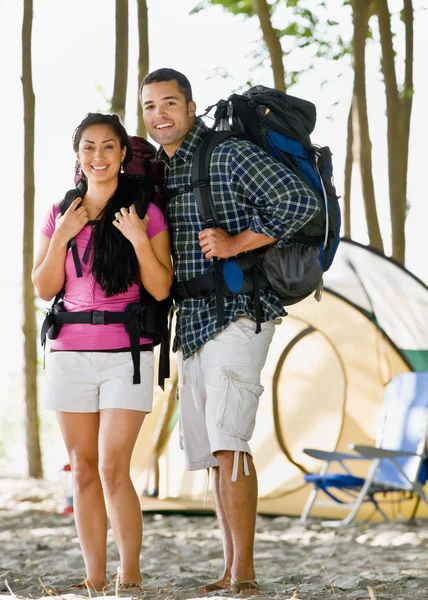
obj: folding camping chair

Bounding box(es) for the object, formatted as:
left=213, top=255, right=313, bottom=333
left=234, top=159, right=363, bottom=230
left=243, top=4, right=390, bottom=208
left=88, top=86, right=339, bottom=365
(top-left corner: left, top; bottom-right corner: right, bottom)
left=300, top=371, right=428, bottom=527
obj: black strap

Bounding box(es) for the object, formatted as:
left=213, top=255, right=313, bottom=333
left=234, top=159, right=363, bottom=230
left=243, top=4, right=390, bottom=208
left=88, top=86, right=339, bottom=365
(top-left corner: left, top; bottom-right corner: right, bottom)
left=125, top=313, right=142, bottom=384
left=41, top=307, right=157, bottom=387
left=165, top=184, right=193, bottom=200
left=191, top=130, right=235, bottom=228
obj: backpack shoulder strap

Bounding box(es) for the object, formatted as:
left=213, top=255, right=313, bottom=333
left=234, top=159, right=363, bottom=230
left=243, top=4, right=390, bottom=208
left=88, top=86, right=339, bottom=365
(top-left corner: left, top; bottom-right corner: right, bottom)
left=59, top=179, right=86, bottom=214
left=129, top=176, right=151, bottom=220
left=59, top=179, right=87, bottom=278
left=192, top=130, right=236, bottom=227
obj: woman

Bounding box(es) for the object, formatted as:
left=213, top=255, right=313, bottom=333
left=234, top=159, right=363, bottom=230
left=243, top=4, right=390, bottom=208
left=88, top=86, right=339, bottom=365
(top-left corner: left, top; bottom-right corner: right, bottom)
left=32, top=112, right=173, bottom=591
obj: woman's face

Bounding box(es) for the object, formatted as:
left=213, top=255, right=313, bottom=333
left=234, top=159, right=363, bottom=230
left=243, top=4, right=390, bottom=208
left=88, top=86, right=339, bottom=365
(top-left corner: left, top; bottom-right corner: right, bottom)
left=76, top=124, right=126, bottom=185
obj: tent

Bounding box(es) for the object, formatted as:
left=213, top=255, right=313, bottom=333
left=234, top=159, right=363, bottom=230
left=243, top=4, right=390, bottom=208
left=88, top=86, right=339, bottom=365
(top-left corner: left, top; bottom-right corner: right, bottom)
left=131, top=238, right=428, bottom=521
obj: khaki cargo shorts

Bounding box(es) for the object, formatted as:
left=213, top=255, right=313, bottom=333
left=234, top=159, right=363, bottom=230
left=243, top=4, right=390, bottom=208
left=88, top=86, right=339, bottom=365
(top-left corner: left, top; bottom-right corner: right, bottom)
left=177, top=317, right=275, bottom=476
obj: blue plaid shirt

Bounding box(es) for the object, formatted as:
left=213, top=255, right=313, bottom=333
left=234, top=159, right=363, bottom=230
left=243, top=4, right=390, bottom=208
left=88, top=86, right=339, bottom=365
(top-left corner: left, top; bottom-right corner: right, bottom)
left=158, top=117, right=320, bottom=359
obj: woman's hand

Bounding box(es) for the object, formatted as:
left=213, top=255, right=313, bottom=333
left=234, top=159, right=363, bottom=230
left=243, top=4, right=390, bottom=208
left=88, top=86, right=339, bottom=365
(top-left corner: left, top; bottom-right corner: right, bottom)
left=54, top=197, right=89, bottom=244
left=113, top=204, right=150, bottom=248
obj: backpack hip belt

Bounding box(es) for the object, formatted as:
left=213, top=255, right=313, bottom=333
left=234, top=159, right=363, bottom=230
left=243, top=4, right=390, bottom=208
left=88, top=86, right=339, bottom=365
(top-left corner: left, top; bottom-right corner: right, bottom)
left=40, top=303, right=170, bottom=389
left=172, top=255, right=271, bottom=333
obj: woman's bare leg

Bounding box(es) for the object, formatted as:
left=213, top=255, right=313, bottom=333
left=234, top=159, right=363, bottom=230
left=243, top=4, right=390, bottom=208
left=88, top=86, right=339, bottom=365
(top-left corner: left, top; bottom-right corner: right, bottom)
left=57, top=412, right=107, bottom=590
left=98, top=408, right=147, bottom=584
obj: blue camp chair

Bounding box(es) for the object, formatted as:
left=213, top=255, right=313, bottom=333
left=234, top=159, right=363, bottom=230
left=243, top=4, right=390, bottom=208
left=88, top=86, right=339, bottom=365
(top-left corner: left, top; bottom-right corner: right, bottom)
left=300, top=371, right=428, bottom=527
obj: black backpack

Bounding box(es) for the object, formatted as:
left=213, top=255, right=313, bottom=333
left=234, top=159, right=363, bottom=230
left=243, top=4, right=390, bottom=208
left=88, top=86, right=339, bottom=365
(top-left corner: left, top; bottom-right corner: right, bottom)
left=40, top=140, right=172, bottom=389
left=191, top=85, right=341, bottom=307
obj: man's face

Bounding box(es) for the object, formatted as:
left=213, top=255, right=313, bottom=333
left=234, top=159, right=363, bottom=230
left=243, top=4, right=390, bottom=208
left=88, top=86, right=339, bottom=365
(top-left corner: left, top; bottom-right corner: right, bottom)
left=141, top=80, right=196, bottom=157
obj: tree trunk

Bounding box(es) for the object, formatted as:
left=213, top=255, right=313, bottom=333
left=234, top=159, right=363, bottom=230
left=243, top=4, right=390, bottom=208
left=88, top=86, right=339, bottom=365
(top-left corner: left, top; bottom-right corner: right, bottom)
left=22, top=0, right=43, bottom=478
left=352, top=0, right=384, bottom=252
left=343, top=91, right=356, bottom=238
left=252, top=0, right=286, bottom=92
left=137, top=0, right=149, bottom=137
left=377, top=0, right=413, bottom=264
left=111, top=0, right=129, bottom=119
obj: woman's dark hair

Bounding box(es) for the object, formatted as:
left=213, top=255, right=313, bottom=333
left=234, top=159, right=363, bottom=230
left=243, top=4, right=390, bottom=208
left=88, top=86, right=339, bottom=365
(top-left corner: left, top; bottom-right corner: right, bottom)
left=72, top=113, right=143, bottom=297
left=90, top=178, right=143, bottom=296
left=141, top=68, right=193, bottom=103
left=72, top=112, right=133, bottom=165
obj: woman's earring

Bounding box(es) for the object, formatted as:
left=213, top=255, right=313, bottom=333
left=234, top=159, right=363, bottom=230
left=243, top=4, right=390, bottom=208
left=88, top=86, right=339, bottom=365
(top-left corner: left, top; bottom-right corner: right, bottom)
left=120, top=161, right=124, bottom=174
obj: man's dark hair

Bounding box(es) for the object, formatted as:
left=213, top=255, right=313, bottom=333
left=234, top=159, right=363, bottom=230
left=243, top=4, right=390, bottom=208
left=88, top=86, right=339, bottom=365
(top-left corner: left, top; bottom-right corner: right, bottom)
left=141, top=68, right=193, bottom=103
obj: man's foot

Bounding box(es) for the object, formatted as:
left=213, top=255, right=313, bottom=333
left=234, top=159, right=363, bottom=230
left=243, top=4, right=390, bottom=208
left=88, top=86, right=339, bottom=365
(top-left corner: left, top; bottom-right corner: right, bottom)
left=196, top=577, right=230, bottom=594
left=229, top=580, right=260, bottom=596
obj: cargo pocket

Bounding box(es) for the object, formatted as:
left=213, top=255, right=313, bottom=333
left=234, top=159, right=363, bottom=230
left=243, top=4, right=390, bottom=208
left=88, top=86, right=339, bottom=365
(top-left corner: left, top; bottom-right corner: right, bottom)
left=217, top=369, right=264, bottom=441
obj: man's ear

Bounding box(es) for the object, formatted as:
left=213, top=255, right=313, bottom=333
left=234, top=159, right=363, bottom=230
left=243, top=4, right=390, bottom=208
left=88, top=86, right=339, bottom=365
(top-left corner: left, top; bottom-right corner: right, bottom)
left=188, top=101, right=197, bottom=117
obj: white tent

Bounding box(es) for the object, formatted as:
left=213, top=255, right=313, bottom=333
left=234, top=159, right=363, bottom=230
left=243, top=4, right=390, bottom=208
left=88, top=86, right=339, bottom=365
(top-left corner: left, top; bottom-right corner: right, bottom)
left=131, top=239, right=428, bottom=520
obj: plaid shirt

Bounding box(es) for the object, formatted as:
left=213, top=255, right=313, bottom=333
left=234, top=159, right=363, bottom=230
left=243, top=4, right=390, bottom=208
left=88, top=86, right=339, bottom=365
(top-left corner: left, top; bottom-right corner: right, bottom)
left=158, top=117, right=320, bottom=359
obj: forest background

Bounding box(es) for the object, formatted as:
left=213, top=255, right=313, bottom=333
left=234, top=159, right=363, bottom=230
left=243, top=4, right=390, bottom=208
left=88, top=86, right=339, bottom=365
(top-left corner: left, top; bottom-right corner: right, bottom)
left=0, top=0, right=427, bottom=480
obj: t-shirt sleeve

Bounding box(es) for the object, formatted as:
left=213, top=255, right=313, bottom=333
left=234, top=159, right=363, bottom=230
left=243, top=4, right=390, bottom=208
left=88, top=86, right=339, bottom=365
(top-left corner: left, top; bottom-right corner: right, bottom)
left=40, top=202, right=61, bottom=238
left=146, top=203, right=168, bottom=240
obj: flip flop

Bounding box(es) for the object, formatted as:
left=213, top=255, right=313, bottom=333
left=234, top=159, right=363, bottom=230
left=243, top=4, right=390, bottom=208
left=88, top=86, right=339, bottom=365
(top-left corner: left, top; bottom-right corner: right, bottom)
left=68, top=580, right=107, bottom=592
left=229, top=580, right=260, bottom=596
left=196, top=582, right=227, bottom=594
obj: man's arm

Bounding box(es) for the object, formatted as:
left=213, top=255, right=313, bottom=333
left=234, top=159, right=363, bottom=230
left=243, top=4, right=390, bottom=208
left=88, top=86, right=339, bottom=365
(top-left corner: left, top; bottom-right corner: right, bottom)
left=198, top=227, right=277, bottom=260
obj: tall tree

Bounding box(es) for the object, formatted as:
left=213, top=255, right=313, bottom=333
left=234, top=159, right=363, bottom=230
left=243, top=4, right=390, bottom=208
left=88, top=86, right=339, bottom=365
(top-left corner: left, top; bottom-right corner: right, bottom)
left=351, top=0, right=384, bottom=252
left=137, top=0, right=149, bottom=137
left=22, top=0, right=43, bottom=478
left=376, top=0, right=414, bottom=263
left=252, top=0, right=285, bottom=91
left=191, top=0, right=288, bottom=89
left=111, top=0, right=129, bottom=119
left=343, top=91, right=356, bottom=238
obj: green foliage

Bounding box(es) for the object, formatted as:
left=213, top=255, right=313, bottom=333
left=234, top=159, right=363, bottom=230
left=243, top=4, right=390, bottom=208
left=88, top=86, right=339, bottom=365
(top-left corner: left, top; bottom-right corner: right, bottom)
left=190, top=0, right=254, bottom=17
left=190, top=0, right=352, bottom=89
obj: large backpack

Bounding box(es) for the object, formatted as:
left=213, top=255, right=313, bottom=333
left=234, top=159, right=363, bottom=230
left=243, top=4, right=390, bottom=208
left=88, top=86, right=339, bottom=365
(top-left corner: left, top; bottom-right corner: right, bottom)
left=191, top=85, right=341, bottom=308
left=40, top=136, right=172, bottom=389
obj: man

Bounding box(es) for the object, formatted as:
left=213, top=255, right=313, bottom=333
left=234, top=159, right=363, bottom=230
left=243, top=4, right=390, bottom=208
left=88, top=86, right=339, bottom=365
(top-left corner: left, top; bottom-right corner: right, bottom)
left=141, top=68, right=320, bottom=595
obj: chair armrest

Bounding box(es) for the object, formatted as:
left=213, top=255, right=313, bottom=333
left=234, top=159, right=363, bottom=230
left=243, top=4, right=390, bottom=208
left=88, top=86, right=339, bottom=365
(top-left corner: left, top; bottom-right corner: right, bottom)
left=303, top=448, right=370, bottom=462
left=350, top=444, right=418, bottom=459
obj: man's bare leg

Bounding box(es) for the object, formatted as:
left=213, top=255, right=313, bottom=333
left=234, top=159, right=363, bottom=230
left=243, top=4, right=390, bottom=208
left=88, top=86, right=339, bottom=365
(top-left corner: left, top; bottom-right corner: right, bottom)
left=214, top=450, right=258, bottom=588
left=197, top=466, right=233, bottom=592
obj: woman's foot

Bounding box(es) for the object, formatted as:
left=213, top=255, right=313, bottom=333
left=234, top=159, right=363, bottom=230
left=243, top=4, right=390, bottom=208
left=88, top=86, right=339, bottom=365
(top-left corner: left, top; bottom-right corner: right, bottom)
left=68, top=576, right=107, bottom=592
left=196, top=577, right=230, bottom=594
left=115, top=568, right=143, bottom=590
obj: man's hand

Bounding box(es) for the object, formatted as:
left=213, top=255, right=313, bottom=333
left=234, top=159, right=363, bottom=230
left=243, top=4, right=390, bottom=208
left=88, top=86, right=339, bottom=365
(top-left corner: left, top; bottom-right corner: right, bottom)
left=198, top=227, right=238, bottom=259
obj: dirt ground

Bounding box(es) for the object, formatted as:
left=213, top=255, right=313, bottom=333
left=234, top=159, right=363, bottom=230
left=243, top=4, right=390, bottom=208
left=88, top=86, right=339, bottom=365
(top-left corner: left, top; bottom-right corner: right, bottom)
left=1, top=476, right=428, bottom=600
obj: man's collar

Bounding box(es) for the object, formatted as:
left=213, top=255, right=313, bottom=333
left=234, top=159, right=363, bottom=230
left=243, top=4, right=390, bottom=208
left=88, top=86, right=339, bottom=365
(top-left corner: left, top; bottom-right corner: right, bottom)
left=156, top=117, right=208, bottom=163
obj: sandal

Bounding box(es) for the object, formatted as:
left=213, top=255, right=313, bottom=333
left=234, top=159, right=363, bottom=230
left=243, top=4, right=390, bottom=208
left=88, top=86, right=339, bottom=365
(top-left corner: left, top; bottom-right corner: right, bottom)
left=68, top=579, right=107, bottom=592
left=229, top=580, right=260, bottom=596
left=117, top=582, right=143, bottom=591
left=196, top=579, right=230, bottom=594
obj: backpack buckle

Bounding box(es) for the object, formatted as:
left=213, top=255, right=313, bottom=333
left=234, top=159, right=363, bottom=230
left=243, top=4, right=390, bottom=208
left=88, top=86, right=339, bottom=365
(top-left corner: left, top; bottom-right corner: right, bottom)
left=92, top=311, right=106, bottom=325
left=195, top=178, right=209, bottom=188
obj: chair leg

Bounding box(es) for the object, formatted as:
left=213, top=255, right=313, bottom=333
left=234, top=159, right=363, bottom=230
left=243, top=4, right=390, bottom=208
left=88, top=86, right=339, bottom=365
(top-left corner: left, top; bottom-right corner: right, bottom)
left=300, top=486, right=319, bottom=525
left=321, top=460, right=381, bottom=527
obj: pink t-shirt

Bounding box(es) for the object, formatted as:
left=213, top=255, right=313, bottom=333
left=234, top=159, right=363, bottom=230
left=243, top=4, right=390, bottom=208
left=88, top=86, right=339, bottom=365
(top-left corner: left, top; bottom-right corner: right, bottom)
left=41, top=201, right=168, bottom=351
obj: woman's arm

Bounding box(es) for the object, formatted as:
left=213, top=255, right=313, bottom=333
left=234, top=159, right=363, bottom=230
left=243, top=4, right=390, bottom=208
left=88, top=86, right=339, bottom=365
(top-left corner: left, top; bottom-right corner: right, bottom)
left=113, top=204, right=173, bottom=301
left=133, top=228, right=173, bottom=301
left=32, top=198, right=88, bottom=301
left=32, top=233, right=67, bottom=301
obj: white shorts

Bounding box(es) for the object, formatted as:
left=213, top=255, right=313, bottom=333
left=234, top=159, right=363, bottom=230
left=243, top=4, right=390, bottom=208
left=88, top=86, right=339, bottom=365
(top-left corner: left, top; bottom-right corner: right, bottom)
left=43, top=350, right=154, bottom=413
left=177, top=317, right=275, bottom=471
